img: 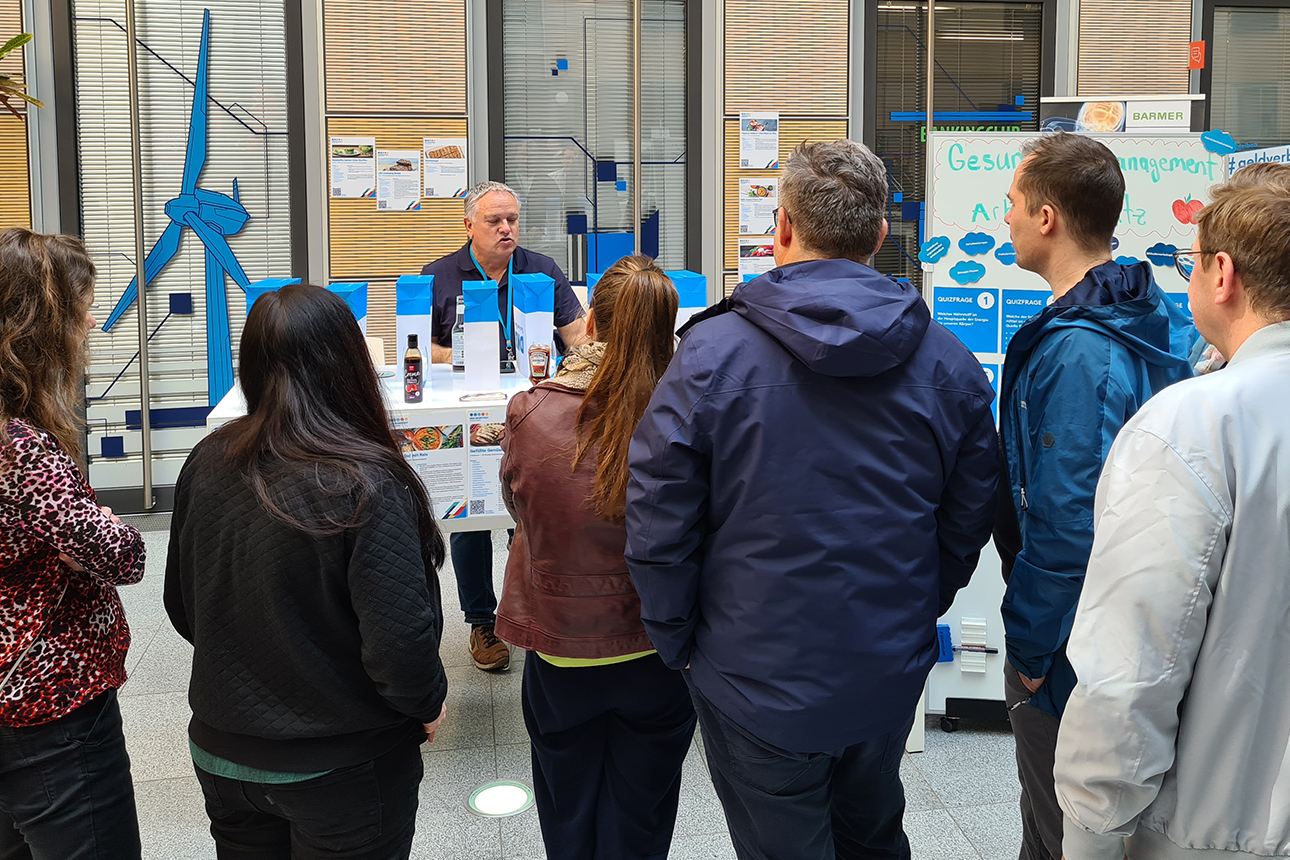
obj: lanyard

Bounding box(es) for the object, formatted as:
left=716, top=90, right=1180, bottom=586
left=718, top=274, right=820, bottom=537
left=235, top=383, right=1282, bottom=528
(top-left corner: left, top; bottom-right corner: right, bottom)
left=468, top=244, right=514, bottom=356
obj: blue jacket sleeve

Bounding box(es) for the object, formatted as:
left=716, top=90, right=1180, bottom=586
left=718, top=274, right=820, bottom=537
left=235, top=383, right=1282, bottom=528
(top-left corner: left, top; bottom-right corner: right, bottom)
left=624, top=336, right=711, bottom=669
left=937, top=405, right=1000, bottom=615
left=1002, top=333, right=1129, bottom=681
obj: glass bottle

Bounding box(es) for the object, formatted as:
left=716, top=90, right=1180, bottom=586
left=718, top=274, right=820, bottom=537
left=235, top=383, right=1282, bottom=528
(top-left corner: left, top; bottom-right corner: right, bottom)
left=403, top=334, right=423, bottom=403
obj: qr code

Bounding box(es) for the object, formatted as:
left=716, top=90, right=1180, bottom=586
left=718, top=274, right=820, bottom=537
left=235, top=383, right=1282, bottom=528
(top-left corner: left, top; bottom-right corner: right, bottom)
left=469, top=499, right=485, bottom=515
left=740, top=159, right=750, bottom=168
left=332, top=187, right=342, bottom=196
left=740, top=224, right=749, bottom=233
left=378, top=200, right=389, bottom=210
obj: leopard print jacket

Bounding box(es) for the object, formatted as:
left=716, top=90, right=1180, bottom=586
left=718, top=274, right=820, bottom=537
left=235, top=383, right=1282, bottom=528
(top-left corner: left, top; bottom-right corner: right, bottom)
left=0, top=419, right=146, bottom=727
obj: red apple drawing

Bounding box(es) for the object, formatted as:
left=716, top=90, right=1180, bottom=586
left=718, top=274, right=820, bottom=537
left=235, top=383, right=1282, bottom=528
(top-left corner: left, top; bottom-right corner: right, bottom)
left=1173, top=196, right=1205, bottom=225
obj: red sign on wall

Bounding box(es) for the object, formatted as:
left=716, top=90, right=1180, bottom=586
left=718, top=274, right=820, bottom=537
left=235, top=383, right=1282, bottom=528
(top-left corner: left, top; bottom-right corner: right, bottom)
left=1189, top=41, right=1206, bottom=70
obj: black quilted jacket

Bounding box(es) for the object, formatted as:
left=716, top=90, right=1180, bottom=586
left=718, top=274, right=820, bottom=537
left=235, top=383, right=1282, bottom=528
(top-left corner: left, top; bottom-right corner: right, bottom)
left=164, top=433, right=448, bottom=772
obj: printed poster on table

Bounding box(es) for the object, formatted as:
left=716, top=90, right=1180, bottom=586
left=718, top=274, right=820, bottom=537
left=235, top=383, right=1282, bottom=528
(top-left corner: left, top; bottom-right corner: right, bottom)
left=739, top=111, right=780, bottom=169
left=329, top=137, right=375, bottom=198
left=739, top=178, right=778, bottom=235
left=738, top=238, right=776, bottom=279
left=396, top=420, right=469, bottom=520
left=376, top=150, right=422, bottom=211
left=467, top=408, right=507, bottom=517
left=423, top=138, right=469, bottom=199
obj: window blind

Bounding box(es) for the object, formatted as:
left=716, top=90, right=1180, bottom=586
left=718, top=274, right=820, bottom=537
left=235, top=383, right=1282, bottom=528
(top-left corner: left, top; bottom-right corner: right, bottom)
left=0, top=0, right=30, bottom=229
left=1078, top=0, right=1191, bottom=96
left=1212, top=7, right=1290, bottom=148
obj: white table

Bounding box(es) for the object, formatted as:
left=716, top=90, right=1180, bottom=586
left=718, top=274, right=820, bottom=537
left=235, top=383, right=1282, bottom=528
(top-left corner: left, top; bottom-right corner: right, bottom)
left=207, top=364, right=531, bottom=533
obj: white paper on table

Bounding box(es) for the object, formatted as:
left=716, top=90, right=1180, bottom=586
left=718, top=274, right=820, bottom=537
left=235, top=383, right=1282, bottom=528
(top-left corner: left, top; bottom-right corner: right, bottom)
left=463, top=321, right=501, bottom=391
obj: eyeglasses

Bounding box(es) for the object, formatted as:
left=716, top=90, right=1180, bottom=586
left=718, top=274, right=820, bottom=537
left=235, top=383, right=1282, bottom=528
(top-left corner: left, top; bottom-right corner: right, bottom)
left=1172, top=249, right=1218, bottom=281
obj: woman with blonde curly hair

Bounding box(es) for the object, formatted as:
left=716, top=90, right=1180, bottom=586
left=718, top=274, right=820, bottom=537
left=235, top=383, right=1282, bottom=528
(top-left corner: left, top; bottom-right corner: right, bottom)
left=0, top=228, right=147, bottom=859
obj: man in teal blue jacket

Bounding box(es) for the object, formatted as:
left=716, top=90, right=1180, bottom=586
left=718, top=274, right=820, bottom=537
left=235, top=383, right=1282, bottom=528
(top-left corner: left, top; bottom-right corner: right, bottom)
left=994, top=132, right=1194, bottom=860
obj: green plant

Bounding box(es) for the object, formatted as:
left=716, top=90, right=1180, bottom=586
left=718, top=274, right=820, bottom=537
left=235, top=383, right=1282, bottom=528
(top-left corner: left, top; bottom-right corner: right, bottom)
left=0, top=33, right=43, bottom=119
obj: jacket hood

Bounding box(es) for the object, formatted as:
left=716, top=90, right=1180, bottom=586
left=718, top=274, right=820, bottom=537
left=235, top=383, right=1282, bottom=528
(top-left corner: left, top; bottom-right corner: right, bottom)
left=1006, top=261, right=1196, bottom=378
left=732, top=259, right=931, bottom=378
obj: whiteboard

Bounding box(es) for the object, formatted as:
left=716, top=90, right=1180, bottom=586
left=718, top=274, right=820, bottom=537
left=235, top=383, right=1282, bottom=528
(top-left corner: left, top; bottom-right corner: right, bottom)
left=925, top=132, right=1221, bottom=367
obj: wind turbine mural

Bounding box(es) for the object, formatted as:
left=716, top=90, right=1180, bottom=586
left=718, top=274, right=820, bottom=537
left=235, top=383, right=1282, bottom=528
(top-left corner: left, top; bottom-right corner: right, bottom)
left=101, top=8, right=250, bottom=408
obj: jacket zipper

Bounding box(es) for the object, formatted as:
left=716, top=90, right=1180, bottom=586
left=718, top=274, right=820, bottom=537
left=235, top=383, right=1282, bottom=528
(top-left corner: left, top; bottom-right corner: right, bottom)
left=1016, top=399, right=1029, bottom=512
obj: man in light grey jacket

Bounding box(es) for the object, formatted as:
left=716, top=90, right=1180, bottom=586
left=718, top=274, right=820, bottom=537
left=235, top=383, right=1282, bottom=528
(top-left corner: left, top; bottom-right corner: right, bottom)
left=1054, top=173, right=1290, bottom=860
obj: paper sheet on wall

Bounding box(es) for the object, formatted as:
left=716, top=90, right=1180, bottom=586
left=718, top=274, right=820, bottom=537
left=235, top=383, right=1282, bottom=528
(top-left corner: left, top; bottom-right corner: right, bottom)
left=739, top=178, right=778, bottom=235
left=738, top=238, right=775, bottom=279
left=376, top=150, right=422, bottom=211
left=423, top=138, right=469, bottom=199
left=396, top=422, right=469, bottom=520
left=467, top=408, right=507, bottom=517
left=330, top=137, right=375, bottom=198
left=739, top=111, right=780, bottom=170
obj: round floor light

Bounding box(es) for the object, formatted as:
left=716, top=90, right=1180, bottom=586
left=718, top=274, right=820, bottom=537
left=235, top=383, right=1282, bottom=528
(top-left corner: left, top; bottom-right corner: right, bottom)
left=466, top=780, right=535, bottom=818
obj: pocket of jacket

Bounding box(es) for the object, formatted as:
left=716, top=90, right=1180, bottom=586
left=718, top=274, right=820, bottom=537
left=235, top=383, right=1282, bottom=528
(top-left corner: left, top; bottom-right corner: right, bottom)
left=530, top=561, right=639, bottom=598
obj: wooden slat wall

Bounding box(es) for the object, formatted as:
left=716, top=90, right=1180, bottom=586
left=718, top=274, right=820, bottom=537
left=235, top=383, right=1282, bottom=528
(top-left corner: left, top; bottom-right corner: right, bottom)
left=0, top=0, right=30, bottom=229
left=326, top=117, right=468, bottom=362
left=1078, top=0, right=1191, bottom=96
left=724, top=0, right=849, bottom=115
left=723, top=118, right=849, bottom=271
left=323, top=2, right=466, bottom=114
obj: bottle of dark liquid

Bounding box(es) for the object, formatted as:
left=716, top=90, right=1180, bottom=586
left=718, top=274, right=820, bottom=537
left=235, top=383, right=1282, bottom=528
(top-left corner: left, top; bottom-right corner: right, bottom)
left=452, top=295, right=466, bottom=373
left=404, top=334, right=423, bottom=403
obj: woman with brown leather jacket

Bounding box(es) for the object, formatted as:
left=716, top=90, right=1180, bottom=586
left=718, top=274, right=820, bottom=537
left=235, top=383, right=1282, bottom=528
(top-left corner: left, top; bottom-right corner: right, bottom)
left=496, top=255, right=693, bottom=860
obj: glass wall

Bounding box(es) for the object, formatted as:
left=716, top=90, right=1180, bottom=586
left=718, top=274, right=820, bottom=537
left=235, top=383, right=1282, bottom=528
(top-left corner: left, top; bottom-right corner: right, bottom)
left=501, top=0, right=687, bottom=278
left=74, top=0, right=292, bottom=498
left=873, top=2, right=1044, bottom=290
left=1211, top=6, right=1290, bottom=148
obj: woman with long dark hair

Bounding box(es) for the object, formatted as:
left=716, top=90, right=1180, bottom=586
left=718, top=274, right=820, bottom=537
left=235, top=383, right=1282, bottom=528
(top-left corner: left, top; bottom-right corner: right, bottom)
left=496, top=255, right=694, bottom=860
left=165, top=284, right=448, bottom=858
left=0, top=228, right=147, bottom=859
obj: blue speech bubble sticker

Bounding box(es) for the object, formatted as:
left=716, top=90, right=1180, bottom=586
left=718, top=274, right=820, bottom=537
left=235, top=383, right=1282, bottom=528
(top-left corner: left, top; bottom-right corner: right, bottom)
left=959, top=232, right=997, bottom=257
left=994, top=242, right=1017, bottom=266
left=1202, top=129, right=1237, bottom=156
left=1115, top=255, right=1142, bottom=266
left=920, top=236, right=951, bottom=264
left=1146, top=242, right=1179, bottom=267
left=949, top=260, right=987, bottom=285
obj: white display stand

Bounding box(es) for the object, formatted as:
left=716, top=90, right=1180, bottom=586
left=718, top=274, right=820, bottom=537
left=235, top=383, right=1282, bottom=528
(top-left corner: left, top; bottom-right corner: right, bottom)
left=206, top=364, right=530, bottom=533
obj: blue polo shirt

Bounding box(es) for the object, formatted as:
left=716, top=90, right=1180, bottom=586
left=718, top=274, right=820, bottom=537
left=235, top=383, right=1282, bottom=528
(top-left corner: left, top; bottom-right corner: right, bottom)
left=420, top=243, right=584, bottom=360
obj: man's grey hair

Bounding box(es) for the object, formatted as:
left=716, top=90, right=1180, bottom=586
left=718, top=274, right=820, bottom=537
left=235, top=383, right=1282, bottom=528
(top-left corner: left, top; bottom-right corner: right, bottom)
left=464, top=181, right=521, bottom=220
left=779, top=140, right=888, bottom=262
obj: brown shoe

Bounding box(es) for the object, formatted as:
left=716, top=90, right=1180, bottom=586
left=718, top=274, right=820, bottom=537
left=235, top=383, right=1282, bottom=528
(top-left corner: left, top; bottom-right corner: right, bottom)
left=470, top=624, right=510, bottom=671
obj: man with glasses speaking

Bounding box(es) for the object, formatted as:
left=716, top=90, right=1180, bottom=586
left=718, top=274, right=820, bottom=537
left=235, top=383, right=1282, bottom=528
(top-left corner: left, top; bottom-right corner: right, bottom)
left=419, top=181, right=587, bottom=672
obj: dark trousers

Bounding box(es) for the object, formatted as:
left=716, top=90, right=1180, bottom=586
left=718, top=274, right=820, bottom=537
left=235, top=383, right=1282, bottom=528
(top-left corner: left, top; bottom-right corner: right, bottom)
left=1004, top=664, right=1063, bottom=860
left=687, top=677, right=914, bottom=860
left=0, top=689, right=141, bottom=860
left=449, top=530, right=512, bottom=626
left=192, top=734, right=424, bottom=860
left=522, top=652, right=696, bottom=860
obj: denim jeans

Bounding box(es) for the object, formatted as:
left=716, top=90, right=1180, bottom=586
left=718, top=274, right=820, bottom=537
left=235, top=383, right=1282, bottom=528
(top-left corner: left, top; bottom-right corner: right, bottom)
left=0, top=689, right=141, bottom=860
left=686, top=676, right=913, bottom=860
left=192, top=734, right=424, bottom=860
left=449, top=530, right=512, bottom=627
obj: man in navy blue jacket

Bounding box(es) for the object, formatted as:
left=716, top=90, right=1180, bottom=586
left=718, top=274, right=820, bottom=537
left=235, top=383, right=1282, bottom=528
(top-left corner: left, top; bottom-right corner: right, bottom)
left=994, top=133, right=1194, bottom=860
left=625, top=140, right=1000, bottom=860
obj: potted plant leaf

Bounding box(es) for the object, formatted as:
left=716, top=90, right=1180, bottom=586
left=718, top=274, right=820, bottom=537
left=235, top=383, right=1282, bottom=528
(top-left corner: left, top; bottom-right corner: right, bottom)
left=0, top=33, right=44, bottom=119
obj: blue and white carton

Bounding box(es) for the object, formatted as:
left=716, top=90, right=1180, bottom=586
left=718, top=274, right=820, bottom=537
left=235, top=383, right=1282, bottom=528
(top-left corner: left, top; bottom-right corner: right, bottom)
left=395, top=275, right=435, bottom=369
